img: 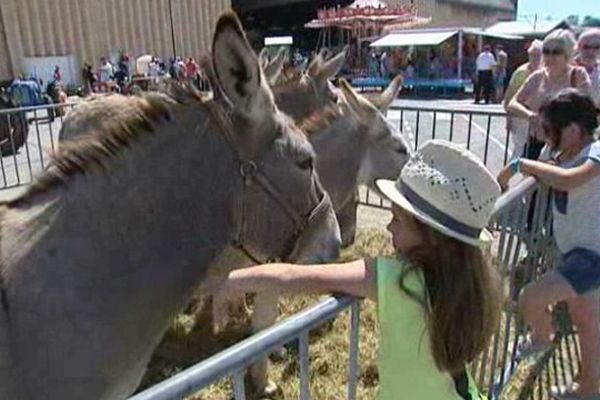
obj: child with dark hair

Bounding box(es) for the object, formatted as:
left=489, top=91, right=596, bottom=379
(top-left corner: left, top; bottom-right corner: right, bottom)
left=498, top=88, right=600, bottom=399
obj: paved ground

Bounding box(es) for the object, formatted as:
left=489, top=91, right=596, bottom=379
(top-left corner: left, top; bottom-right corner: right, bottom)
left=388, top=98, right=510, bottom=176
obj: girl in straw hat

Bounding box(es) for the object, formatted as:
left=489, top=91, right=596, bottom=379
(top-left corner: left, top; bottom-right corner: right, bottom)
left=498, top=88, right=600, bottom=400
left=213, top=139, right=503, bottom=400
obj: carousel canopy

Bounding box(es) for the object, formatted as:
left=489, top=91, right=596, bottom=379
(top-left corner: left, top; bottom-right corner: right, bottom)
left=304, top=1, right=422, bottom=30
left=347, top=0, right=388, bottom=8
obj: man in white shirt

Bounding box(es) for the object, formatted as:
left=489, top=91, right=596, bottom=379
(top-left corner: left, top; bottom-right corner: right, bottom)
left=474, top=45, right=496, bottom=104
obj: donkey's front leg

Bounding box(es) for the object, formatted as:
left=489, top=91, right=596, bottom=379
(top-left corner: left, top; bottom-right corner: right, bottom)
left=249, top=291, right=279, bottom=398
left=338, top=195, right=358, bottom=248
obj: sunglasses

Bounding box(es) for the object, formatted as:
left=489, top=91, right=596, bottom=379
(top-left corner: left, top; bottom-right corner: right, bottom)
left=582, top=44, right=600, bottom=51
left=543, top=48, right=564, bottom=56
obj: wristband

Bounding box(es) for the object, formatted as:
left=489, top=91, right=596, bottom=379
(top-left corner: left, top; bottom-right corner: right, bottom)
left=509, top=158, right=521, bottom=175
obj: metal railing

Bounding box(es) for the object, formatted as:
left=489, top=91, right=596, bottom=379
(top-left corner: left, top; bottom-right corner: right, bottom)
left=0, top=102, right=77, bottom=190
left=130, top=296, right=361, bottom=400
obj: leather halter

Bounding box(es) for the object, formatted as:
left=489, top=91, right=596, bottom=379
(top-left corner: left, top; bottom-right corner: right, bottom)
left=206, top=101, right=331, bottom=264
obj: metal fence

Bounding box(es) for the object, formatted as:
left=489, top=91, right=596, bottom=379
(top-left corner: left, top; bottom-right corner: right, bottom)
left=130, top=297, right=362, bottom=400
left=0, top=102, right=77, bottom=190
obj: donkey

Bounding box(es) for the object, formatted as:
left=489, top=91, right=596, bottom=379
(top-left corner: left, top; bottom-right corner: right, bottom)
left=0, top=13, right=340, bottom=400
left=262, top=50, right=410, bottom=246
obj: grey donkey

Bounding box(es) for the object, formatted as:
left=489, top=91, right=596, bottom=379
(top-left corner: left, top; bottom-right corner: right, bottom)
left=0, top=12, right=340, bottom=400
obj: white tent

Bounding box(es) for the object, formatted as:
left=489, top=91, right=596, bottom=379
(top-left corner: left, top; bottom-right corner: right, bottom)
left=485, top=19, right=568, bottom=37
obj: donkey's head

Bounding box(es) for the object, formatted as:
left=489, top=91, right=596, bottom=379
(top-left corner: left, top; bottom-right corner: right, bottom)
left=269, top=47, right=347, bottom=120
left=212, top=13, right=340, bottom=263
left=337, top=76, right=411, bottom=189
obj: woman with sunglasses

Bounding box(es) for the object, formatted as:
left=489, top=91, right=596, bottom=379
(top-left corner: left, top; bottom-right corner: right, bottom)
left=508, top=29, right=592, bottom=161
left=575, top=28, right=600, bottom=107
left=499, top=89, right=600, bottom=400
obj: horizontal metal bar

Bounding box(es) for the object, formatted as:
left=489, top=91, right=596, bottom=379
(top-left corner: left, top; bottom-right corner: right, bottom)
left=388, top=105, right=507, bottom=117
left=128, top=296, right=358, bottom=400
left=0, top=102, right=78, bottom=114
left=492, top=177, right=537, bottom=216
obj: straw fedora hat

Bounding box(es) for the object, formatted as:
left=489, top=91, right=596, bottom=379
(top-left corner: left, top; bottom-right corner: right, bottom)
left=376, top=140, right=501, bottom=247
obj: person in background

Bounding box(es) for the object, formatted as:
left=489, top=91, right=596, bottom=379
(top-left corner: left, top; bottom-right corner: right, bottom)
left=504, top=40, right=544, bottom=160
left=185, top=57, right=199, bottom=86
left=81, top=62, right=96, bottom=95
left=574, top=28, right=600, bottom=106
left=498, top=89, right=600, bottom=400
left=508, top=29, right=591, bottom=161
left=495, top=45, right=508, bottom=103
left=474, top=45, right=497, bottom=104
left=213, top=140, right=502, bottom=400
left=404, top=59, right=415, bottom=80
left=380, top=50, right=389, bottom=79
left=97, top=57, right=114, bottom=92
left=53, top=65, right=61, bottom=83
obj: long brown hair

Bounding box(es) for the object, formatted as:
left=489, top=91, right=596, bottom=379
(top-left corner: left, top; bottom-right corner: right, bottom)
left=399, top=214, right=502, bottom=375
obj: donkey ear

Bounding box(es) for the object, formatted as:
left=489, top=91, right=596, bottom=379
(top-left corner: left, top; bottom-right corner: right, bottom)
left=315, top=46, right=348, bottom=83
left=263, top=47, right=287, bottom=85
left=212, top=12, right=261, bottom=114
left=338, top=78, right=365, bottom=116
left=373, top=75, right=403, bottom=112
left=258, top=47, right=269, bottom=69
left=307, top=53, right=324, bottom=77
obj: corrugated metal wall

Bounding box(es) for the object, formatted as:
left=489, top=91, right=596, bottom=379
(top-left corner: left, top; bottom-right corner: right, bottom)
left=0, top=0, right=231, bottom=82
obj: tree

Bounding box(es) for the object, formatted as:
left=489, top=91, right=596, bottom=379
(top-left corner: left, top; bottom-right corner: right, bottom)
left=582, top=15, right=600, bottom=27
left=566, top=14, right=579, bottom=26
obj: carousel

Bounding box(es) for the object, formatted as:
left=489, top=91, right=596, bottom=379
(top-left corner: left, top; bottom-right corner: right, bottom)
left=304, top=0, right=430, bottom=72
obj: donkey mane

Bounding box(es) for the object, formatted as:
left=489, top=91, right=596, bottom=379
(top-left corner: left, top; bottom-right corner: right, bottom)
left=297, top=105, right=343, bottom=137
left=10, top=85, right=210, bottom=207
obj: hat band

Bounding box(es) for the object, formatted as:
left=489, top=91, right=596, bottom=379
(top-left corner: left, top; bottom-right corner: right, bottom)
left=399, top=182, right=482, bottom=239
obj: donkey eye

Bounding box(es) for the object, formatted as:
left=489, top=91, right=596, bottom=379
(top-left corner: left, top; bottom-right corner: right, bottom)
left=298, top=158, right=314, bottom=170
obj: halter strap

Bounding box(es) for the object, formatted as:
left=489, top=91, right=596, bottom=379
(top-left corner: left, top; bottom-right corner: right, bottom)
left=206, top=100, right=328, bottom=263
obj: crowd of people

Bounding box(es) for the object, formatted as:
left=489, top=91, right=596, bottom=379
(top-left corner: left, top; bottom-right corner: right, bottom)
left=80, top=51, right=207, bottom=95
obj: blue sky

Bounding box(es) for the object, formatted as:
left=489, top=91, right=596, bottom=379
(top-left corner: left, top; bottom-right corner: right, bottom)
left=517, top=0, right=598, bottom=20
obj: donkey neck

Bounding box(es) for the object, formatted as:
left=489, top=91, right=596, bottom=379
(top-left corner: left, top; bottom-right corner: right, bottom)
left=4, top=104, right=243, bottom=398
left=63, top=107, right=237, bottom=292
left=310, top=112, right=364, bottom=209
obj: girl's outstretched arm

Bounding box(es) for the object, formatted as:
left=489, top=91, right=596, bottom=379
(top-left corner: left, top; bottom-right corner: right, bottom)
left=520, top=158, right=600, bottom=191
left=213, top=259, right=375, bottom=331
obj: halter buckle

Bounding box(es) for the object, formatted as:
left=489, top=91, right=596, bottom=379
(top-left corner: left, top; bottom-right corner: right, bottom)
left=239, top=160, right=258, bottom=180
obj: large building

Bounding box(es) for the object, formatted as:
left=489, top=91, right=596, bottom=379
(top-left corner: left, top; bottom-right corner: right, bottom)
left=0, top=0, right=231, bottom=83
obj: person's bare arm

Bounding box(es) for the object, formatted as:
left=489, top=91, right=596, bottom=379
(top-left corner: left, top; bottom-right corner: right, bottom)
left=503, top=69, right=523, bottom=110
left=212, top=259, right=377, bottom=330
left=508, top=71, right=540, bottom=119
left=520, top=158, right=600, bottom=191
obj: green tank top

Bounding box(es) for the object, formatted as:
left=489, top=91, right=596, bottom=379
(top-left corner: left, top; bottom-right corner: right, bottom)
left=376, top=256, right=486, bottom=400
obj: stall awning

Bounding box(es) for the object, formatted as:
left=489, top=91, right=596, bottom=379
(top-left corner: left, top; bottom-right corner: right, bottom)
left=371, top=31, right=457, bottom=47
